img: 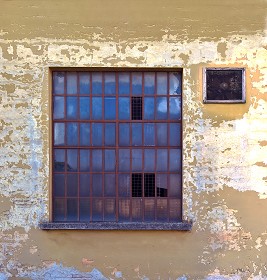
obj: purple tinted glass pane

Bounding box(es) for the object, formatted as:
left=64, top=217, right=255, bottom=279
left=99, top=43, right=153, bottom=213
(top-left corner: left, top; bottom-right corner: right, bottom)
left=156, top=123, right=167, bottom=146
left=104, top=123, right=115, bottom=146
left=119, top=73, right=130, bottom=95
left=118, top=174, right=130, bottom=197
left=132, top=149, right=142, bottom=171
left=54, top=149, right=65, bottom=171
left=104, top=174, right=116, bottom=197
left=80, top=123, right=90, bottom=146
left=169, top=199, right=182, bottom=221
left=53, top=72, right=65, bottom=94
left=66, top=72, right=77, bottom=94
left=79, top=199, right=90, bottom=221
left=66, top=199, right=78, bottom=221
left=169, top=149, right=181, bottom=172
left=80, top=150, right=90, bottom=171
left=119, top=199, right=130, bottom=222
left=67, top=123, right=78, bottom=146
left=54, top=199, right=65, bottom=221
left=157, top=149, right=168, bottom=171
left=144, top=72, right=155, bottom=95
left=105, top=150, right=115, bottom=172
left=67, top=97, right=77, bottom=119
left=53, top=97, right=64, bottom=119
left=169, top=72, right=182, bottom=95
left=157, top=72, right=167, bottom=95
left=119, top=123, right=130, bottom=146
left=169, top=173, right=181, bottom=198
left=92, top=97, right=102, bottom=120
left=144, top=98, right=154, bottom=120
left=132, top=123, right=142, bottom=146
left=104, top=198, right=116, bottom=221
left=156, top=97, right=167, bottom=120
left=104, top=73, right=116, bottom=94
left=156, top=199, right=168, bottom=221
left=92, top=198, right=103, bottom=221
left=67, top=174, right=78, bottom=196
left=92, top=150, right=102, bottom=171
left=169, top=97, right=181, bottom=120
left=144, top=198, right=155, bottom=221
left=92, top=174, right=103, bottom=197
left=169, top=123, right=181, bottom=146
left=104, top=97, right=116, bottom=120
left=119, top=97, right=130, bottom=120
left=132, top=198, right=143, bottom=221
left=144, top=123, right=155, bottom=146
left=80, top=174, right=90, bottom=197
left=144, top=149, right=155, bottom=171
left=132, top=72, right=142, bottom=95
left=80, top=97, right=90, bottom=120
left=92, top=123, right=103, bottom=146
left=119, top=149, right=130, bottom=172
left=67, top=149, right=78, bottom=171
left=156, top=174, right=168, bottom=197
left=79, top=72, right=90, bottom=94
left=54, top=123, right=65, bottom=146
left=92, top=73, right=102, bottom=94
left=54, top=174, right=65, bottom=197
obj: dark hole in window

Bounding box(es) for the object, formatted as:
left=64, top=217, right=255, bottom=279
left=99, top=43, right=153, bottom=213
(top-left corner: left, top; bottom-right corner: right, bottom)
left=132, top=173, right=142, bottom=197
left=144, top=173, right=155, bottom=197
left=131, top=97, right=143, bottom=120
left=206, top=69, right=243, bottom=101
left=157, top=187, right=168, bottom=197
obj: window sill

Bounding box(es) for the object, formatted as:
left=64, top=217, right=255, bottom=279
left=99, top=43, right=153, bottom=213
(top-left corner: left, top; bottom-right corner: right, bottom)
left=39, top=221, right=192, bottom=231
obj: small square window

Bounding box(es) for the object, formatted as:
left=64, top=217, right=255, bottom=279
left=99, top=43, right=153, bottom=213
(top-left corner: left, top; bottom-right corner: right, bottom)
left=203, top=68, right=245, bottom=103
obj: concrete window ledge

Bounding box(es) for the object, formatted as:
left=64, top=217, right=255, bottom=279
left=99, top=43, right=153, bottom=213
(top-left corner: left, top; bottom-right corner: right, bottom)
left=39, top=221, right=192, bottom=231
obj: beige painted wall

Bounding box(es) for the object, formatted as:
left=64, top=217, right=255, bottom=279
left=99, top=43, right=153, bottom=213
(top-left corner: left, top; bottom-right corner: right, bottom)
left=0, top=1, right=266, bottom=279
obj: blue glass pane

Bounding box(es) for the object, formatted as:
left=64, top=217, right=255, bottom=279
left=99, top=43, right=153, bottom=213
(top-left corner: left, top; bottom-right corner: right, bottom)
left=119, top=149, right=130, bottom=171
left=119, top=97, right=130, bottom=120
left=54, top=149, right=65, bottom=171
left=92, top=198, right=103, bottom=221
left=80, top=123, right=90, bottom=146
left=79, top=97, right=90, bottom=120
left=66, top=199, right=78, bottom=221
left=54, top=174, right=65, bottom=197
left=118, top=174, right=130, bottom=197
left=119, top=73, right=130, bottom=95
left=54, top=199, right=65, bottom=221
left=144, top=123, right=155, bottom=146
left=132, top=149, right=142, bottom=171
left=53, top=72, right=64, bottom=94
left=66, top=72, right=77, bottom=94
left=92, top=73, right=102, bottom=94
left=144, top=98, right=154, bottom=120
left=79, top=72, right=90, bottom=94
left=80, top=150, right=90, bottom=171
left=144, top=149, right=155, bottom=171
left=169, top=174, right=181, bottom=197
left=169, top=72, right=182, bottom=95
left=144, top=72, right=155, bottom=95
left=80, top=199, right=90, bottom=221
left=104, top=73, right=116, bottom=94
left=92, top=123, right=103, bottom=146
left=132, top=123, right=142, bottom=146
left=104, top=97, right=116, bottom=120
left=119, top=124, right=130, bottom=146
left=54, top=123, right=65, bottom=145
left=105, top=174, right=116, bottom=197
left=132, top=72, right=142, bottom=95
left=157, top=72, right=167, bottom=95
left=169, top=123, right=181, bottom=146
left=67, top=97, right=77, bottom=119
left=92, top=97, right=102, bottom=120
left=80, top=174, right=90, bottom=197
left=104, top=198, right=116, bottom=221
left=169, top=97, right=181, bottom=120
left=67, top=174, right=78, bottom=196
left=156, top=97, right=167, bottom=120
left=92, top=150, right=102, bottom=171
left=156, top=123, right=167, bottom=146
left=157, top=149, right=167, bottom=171
left=105, top=150, right=115, bottom=171
left=53, top=97, right=64, bottom=119
left=92, top=175, right=103, bottom=196
left=105, top=123, right=116, bottom=146
left=67, top=149, right=78, bottom=171
left=169, top=149, right=181, bottom=172
left=67, top=123, right=78, bottom=146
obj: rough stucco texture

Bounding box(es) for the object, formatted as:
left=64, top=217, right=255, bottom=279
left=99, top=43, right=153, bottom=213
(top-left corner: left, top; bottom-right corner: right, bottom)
left=0, top=0, right=267, bottom=279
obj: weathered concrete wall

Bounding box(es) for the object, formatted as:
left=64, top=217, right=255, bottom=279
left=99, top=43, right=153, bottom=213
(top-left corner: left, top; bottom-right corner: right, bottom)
left=0, top=0, right=266, bottom=279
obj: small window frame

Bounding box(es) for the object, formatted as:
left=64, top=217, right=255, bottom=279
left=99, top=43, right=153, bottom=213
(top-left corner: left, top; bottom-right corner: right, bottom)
left=203, top=67, right=246, bottom=104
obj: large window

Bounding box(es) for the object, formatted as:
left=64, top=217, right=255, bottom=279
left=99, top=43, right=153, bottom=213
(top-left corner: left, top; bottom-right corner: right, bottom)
left=52, top=70, right=182, bottom=223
